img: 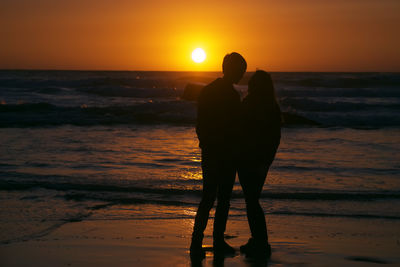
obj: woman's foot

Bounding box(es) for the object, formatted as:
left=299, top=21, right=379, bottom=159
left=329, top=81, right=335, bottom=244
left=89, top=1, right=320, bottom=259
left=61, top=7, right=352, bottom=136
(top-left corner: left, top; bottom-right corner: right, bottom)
left=240, top=238, right=256, bottom=254
left=240, top=238, right=271, bottom=258
left=213, top=239, right=236, bottom=255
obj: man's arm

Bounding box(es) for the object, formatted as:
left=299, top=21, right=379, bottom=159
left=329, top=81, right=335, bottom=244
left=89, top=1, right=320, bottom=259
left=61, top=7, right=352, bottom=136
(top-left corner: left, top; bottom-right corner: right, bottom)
left=196, top=87, right=217, bottom=148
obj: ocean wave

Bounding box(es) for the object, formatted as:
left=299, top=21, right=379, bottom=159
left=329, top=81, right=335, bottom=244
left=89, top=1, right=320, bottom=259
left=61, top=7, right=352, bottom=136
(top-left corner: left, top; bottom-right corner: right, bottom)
left=0, top=102, right=320, bottom=127
left=275, top=165, right=400, bottom=175
left=1, top=101, right=399, bottom=128
left=277, top=87, right=400, bottom=98
left=274, top=72, right=400, bottom=89
left=2, top=71, right=399, bottom=99
left=79, top=86, right=182, bottom=98
left=279, top=97, right=400, bottom=112
left=0, top=101, right=197, bottom=127
left=266, top=211, right=400, bottom=220
left=0, top=74, right=179, bottom=89
left=1, top=71, right=399, bottom=128
left=2, top=180, right=399, bottom=201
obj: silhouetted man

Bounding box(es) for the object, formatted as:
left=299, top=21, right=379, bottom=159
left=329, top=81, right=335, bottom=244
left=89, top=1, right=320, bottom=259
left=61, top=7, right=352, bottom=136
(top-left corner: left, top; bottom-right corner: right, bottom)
left=190, top=52, right=247, bottom=258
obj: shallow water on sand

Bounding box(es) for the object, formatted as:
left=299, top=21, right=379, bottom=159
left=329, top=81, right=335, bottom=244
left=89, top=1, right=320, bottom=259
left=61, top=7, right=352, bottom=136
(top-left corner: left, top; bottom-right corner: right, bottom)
left=1, top=125, right=399, bottom=244
left=1, top=71, right=399, bottom=244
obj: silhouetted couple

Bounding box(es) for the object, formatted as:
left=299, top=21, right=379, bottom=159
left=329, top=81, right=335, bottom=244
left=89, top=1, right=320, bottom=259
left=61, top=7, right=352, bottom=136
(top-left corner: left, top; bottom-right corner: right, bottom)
left=190, top=53, right=281, bottom=259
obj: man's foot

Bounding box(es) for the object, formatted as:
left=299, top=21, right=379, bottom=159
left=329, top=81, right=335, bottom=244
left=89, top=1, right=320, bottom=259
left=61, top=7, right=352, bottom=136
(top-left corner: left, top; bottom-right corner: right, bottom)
left=213, top=240, right=236, bottom=255
left=190, top=244, right=206, bottom=259
left=190, top=232, right=205, bottom=259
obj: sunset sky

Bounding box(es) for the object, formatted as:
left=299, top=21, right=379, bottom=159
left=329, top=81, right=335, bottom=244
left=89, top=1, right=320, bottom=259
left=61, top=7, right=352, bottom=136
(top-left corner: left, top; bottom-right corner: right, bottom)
left=1, top=0, right=399, bottom=71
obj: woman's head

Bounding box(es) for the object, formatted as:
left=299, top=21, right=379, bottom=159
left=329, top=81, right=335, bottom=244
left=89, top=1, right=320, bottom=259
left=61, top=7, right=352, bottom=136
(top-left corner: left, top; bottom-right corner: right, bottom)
left=248, top=70, right=278, bottom=105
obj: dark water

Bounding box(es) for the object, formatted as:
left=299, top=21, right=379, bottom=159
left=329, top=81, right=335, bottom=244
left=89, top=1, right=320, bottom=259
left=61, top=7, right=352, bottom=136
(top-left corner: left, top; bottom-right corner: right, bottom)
left=0, top=71, right=399, bottom=244
left=1, top=71, right=399, bottom=128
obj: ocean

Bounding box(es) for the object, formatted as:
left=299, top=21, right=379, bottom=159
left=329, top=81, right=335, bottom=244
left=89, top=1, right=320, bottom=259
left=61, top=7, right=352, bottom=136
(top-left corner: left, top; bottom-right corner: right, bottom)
left=1, top=70, right=399, bottom=244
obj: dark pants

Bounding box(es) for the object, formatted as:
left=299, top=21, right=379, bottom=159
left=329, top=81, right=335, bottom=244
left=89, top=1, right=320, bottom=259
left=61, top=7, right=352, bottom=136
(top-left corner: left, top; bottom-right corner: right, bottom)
left=192, top=149, right=236, bottom=241
left=238, top=163, right=270, bottom=243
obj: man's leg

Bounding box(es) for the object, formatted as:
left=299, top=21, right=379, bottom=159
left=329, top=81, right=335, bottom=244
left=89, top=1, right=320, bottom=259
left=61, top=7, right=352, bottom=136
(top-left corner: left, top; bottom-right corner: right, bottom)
left=192, top=177, right=217, bottom=242
left=191, top=151, right=218, bottom=255
left=213, top=158, right=236, bottom=253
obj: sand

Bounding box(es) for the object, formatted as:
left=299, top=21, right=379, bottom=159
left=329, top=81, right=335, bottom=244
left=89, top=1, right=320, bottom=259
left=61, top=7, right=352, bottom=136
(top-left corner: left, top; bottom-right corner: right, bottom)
left=1, top=215, right=399, bottom=267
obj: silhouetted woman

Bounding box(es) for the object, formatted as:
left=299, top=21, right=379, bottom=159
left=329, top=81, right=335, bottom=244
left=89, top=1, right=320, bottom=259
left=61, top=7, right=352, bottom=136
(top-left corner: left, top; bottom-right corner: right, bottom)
left=238, top=70, right=281, bottom=258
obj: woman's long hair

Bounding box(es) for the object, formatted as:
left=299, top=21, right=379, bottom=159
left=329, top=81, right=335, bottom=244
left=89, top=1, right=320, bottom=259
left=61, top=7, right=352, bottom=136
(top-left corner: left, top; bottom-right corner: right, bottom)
left=248, top=70, right=280, bottom=112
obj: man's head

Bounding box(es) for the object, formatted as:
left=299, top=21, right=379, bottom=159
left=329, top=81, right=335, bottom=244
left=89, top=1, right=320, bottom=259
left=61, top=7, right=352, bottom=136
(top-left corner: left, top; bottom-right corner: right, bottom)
left=222, top=52, right=247, bottom=84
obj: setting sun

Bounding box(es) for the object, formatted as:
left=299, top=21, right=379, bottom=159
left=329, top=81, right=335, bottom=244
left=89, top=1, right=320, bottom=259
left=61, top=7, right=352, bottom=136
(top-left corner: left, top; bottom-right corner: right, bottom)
left=191, top=48, right=206, bottom=63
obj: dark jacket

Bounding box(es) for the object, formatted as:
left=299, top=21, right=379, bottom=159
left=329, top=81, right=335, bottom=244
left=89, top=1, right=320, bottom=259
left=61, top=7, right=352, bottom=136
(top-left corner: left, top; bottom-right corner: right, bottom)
left=196, top=78, right=241, bottom=152
left=240, top=94, right=281, bottom=165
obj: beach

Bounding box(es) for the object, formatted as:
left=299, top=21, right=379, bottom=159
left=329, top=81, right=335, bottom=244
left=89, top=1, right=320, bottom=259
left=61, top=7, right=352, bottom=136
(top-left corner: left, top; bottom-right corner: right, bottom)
left=1, top=71, right=400, bottom=266
left=2, top=0, right=400, bottom=263
left=2, top=213, right=400, bottom=266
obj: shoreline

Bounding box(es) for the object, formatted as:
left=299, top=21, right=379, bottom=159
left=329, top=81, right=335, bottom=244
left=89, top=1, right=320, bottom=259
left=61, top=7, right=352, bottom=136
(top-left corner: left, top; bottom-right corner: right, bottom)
left=1, top=215, right=399, bottom=266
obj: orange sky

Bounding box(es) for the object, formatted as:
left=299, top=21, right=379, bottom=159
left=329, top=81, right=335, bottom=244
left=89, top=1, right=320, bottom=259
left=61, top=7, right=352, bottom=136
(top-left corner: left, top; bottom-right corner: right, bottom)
left=1, top=0, right=399, bottom=71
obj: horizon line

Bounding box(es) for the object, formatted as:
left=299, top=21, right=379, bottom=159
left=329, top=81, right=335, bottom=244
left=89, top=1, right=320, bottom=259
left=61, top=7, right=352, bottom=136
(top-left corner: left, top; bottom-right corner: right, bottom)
left=0, top=68, right=399, bottom=73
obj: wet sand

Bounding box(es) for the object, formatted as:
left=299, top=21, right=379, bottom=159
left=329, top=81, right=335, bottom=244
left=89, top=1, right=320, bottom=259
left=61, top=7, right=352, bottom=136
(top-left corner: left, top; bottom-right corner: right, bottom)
left=1, top=215, right=399, bottom=266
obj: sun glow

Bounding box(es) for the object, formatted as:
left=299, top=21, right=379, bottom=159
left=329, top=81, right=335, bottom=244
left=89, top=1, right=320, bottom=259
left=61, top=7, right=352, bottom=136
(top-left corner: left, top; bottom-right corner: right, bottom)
left=191, top=48, right=206, bottom=63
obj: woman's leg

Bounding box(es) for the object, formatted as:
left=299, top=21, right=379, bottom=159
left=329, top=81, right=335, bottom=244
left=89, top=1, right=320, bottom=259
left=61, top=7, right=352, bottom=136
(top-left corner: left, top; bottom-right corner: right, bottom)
left=239, top=164, right=269, bottom=242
